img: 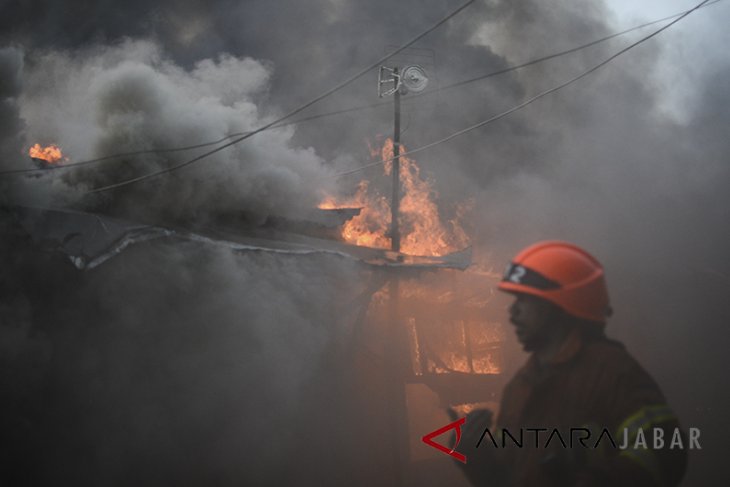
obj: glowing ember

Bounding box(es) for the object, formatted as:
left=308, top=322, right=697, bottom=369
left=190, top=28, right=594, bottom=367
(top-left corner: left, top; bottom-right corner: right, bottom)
left=451, top=402, right=496, bottom=416
left=320, top=138, right=470, bottom=256
left=28, top=143, right=66, bottom=164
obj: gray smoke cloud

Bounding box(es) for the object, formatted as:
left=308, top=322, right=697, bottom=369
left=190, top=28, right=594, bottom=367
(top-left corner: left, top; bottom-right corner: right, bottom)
left=59, top=244, right=365, bottom=486
left=0, top=0, right=728, bottom=484
left=0, top=222, right=379, bottom=485
left=0, top=46, right=26, bottom=203
left=14, top=39, right=333, bottom=222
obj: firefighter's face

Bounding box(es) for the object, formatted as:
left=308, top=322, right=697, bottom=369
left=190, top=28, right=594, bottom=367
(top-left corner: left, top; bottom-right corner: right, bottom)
left=508, top=294, right=559, bottom=351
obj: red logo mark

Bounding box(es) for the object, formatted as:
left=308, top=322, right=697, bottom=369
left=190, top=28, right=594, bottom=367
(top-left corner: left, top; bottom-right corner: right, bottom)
left=421, top=417, right=467, bottom=463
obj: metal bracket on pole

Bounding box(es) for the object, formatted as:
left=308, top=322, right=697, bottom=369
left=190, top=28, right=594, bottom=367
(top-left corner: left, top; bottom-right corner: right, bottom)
left=380, top=65, right=429, bottom=98
left=379, top=66, right=401, bottom=98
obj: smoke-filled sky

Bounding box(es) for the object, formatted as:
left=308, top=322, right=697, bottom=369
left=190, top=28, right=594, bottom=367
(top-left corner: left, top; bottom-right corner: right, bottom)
left=0, top=0, right=728, bottom=485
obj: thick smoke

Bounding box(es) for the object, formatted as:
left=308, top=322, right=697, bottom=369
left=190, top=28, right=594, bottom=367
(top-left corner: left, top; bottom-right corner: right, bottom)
left=0, top=47, right=26, bottom=202
left=0, top=223, right=378, bottom=485
left=0, top=0, right=728, bottom=484
left=61, top=245, right=366, bottom=486
left=14, top=39, right=333, bottom=222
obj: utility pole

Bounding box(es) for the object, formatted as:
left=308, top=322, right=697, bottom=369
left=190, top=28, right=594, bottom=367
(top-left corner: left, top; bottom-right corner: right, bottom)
left=387, top=67, right=405, bottom=487
left=377, top=63, right=429, bottom=487
left=379, top=63, right=427, bottom=252
left=391, top=67, right=402, bottom=253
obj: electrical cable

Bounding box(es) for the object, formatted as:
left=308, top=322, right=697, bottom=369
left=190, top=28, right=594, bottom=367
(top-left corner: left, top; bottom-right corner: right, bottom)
left=3, top=0, right=721, bottom=177
left=82, top=0, right=477, bottom=193
left=0, top=101, right=393, bottom=176
left=334, top=0, right=712, bottom=178
left=407, top=0, right=724, bottom=101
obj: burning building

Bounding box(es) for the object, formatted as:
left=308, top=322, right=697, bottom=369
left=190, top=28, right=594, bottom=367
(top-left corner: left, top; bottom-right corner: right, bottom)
left=0, top=135, right=511, bottom=486
left=2, top=0, right=728, bottom=484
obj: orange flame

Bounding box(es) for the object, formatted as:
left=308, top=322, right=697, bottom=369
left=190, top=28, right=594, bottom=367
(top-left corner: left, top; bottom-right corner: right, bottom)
left=29, top=143, right=65, bottom=164
left=364, top=275, right=504, bottom=376
left=319, top=180, right=392, bottom=249
left=325, top=140, right=503, bottom=376
left=320, top=138, right=470, bottom=256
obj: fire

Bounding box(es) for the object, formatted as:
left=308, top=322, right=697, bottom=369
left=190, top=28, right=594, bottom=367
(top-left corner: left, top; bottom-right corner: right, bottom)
left=320, top=138, right=470, bottom=256
left=362, top=272, right=504, bottom=376
left=330, top=140, right=504, bottom=377
left=28, top=143, right=66, bottom=164
left=402, top=278, right=504, bottom=376
left=319, top=180, right=392, bottom=249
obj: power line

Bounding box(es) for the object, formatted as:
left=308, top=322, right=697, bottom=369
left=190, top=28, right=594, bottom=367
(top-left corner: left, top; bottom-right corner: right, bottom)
left=3, top=0, right=721, bottom=177
left=408, top=0, right=723, bottom=100
left=83, top=0, right=477, bottom=194
left=335, top=0, right=712, bottom=178
left=0, top=102, right=390, bottom=176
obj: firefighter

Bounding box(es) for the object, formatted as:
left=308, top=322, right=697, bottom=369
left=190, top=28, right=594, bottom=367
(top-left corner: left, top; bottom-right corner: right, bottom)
left=455, top=241, right=687, bottom=487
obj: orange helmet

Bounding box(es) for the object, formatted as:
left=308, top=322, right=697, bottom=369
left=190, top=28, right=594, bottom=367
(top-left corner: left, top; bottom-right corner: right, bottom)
left=498, top=241, right=611, bottom=322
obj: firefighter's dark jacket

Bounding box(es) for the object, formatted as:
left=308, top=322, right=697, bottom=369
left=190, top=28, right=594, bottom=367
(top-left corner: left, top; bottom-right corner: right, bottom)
left=465, top=327, right=687, bottom=487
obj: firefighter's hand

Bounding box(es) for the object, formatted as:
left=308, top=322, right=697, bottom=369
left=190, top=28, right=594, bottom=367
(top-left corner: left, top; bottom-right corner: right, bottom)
left=448, top=408, right=503, bottom=486
left=448, top=408, right=493, bottom=455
